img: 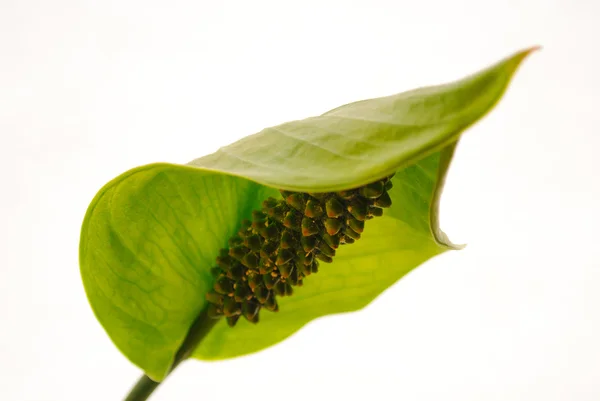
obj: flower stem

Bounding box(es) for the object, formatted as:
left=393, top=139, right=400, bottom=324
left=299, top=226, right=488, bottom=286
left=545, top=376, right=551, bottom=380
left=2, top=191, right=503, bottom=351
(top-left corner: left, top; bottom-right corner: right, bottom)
left=123, top=308, right=220, bottom=401
left=123, top=376, right=160, bottom=401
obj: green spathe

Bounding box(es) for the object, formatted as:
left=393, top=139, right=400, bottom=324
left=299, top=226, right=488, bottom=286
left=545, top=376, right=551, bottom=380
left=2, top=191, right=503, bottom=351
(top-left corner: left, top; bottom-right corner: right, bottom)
left=79, top=48, right=537, bottom=381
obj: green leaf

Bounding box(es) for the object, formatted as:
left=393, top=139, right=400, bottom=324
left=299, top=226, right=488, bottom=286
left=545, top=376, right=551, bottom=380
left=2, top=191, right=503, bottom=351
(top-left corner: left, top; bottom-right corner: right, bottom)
left=79, top=48, right=536, bottom=381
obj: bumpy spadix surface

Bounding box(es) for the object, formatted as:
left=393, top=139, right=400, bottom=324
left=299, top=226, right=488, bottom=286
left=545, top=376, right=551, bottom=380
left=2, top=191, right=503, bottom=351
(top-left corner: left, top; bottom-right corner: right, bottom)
left=205, top=176, right=395, bottom=327
left=79, top=48, right=536, bottom=381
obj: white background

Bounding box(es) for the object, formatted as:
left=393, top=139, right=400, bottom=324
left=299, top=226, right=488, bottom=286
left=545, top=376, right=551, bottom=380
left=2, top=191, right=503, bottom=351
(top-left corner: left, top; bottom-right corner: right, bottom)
left=1, top=1, right=599, bottom=400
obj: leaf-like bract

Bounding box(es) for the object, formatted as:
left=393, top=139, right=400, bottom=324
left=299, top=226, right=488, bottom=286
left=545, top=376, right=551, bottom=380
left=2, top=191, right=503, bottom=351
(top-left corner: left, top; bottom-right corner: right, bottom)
left=79, top=48, right=536, bottom=381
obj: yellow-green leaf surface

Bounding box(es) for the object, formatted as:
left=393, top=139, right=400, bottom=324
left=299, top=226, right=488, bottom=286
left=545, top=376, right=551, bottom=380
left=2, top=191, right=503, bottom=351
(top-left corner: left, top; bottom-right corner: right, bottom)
left=80, top=48, right=536, bottom=381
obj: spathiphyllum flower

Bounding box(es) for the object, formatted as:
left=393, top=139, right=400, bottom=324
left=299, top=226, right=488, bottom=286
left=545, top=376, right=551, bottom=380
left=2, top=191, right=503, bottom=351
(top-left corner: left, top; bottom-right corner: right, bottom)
left=79, top=48, right=537, bottom=399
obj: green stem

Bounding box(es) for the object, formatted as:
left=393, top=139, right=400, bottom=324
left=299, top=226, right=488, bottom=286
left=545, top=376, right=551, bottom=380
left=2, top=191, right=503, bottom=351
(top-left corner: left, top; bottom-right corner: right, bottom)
left=123, top=308, right=220, bottom=401
left=123, top=376, right=160, bottom=401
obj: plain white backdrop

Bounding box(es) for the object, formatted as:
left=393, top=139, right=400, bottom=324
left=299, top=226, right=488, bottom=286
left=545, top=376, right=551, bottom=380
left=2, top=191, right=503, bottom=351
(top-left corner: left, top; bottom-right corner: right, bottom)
left=1, top=1, right=599, bottom=400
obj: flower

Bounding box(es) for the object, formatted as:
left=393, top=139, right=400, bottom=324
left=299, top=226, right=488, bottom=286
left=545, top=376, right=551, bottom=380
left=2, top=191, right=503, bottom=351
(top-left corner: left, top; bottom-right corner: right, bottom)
left=79, top=48, right=536, bottom=381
